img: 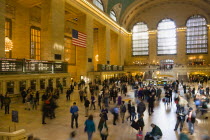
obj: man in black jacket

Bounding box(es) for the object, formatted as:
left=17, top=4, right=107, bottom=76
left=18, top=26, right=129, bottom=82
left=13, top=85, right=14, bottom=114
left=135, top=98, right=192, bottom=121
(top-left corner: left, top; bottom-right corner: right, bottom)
left=137, top=98, right=146, bottom=119
left=84, top=98, right=90, bottom=117
left=4, top=94, right=11, bottom=114
left=148, top=93, right=155, bottom=115
left=126, top=100, right=132, bottom=122
left=21, top=89, right=27, bottom=103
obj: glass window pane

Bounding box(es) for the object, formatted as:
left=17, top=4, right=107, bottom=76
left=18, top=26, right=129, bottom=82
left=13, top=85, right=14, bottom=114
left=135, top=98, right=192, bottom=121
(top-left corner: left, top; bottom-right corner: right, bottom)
left=157, top=19, right=177, bottom=55
left=93, top=0, right=104, bottom=11
left=132, top=22, right=149, bottom=56
left=186, top=15, right=208, bottom=54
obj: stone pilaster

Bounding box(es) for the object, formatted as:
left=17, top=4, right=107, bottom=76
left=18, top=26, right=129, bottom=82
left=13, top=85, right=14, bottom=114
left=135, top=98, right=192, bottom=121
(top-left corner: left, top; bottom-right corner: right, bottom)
left=41, top=0, right=65, bottom=61
left=0, top=0, right=5, bottom=57
left=85, top=15, right=94, bottom=72
left=105, top=27, right=110, bottom=64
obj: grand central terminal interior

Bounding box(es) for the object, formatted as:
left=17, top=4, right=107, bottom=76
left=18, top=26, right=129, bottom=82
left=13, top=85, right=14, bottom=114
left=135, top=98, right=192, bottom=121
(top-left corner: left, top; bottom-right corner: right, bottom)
left=0, top=0, right=210, bottom=140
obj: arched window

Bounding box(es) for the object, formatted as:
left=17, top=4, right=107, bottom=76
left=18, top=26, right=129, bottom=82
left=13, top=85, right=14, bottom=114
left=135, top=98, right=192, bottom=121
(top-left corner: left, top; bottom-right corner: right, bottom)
left=110, top=10, right=117, bottom=21
left=132, top=22, right=149, bottom=56
left=157, top=19, right=177, bottom=55
left=186, top=15, right=208, bottom=54
left=93, top=0, right=104, bottom=11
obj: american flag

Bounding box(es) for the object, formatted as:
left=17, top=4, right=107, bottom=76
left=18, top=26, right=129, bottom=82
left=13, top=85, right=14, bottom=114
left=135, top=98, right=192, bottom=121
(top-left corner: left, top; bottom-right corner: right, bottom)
left=72, top=29, right=87, bottom=48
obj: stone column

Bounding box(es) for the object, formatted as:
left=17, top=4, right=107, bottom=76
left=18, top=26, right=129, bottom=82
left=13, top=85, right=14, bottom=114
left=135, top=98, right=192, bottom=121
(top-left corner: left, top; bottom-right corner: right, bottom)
left=45, top=78, right=49, bottom=89
left=2, top=80, right=6, bottom=95
left=177, top=30, right=186, bottom=64
left=14, top=81, right=19, bottom=94
left=36, top=79, right=40, bottom=91
left=85, top=15, right=94, bottom=72
left=0, top=0, right=5, bottom=57
left=41, top=0, right=65, bottom=61
left=98, top=27, right=106, bottom=64
left=26, top=79, right=30, bottom=90
left=105, top=27, right=110, bottom=64
left=53, top=78, right=56, bottom=89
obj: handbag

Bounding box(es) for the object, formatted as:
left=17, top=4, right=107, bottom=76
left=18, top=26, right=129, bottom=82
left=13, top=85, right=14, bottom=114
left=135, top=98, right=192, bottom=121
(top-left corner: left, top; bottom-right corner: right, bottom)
left=101, top=123, right=108, bottom=135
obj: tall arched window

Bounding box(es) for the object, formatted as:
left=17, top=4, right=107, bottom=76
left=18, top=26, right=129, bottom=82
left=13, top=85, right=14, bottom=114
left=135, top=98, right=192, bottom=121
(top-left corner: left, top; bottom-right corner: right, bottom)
left=132, top=22, right=149, bottom=56
left=157, top=19, right=177, bottom=55
left=186, top=15, right=208, bottom=54
left=93, top=0, right=104, bottom=11
left=110, top=10, right=117, bottom=21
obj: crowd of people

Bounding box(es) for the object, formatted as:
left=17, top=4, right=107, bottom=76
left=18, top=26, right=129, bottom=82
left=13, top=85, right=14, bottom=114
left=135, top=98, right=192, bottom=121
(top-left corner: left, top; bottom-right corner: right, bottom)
left=0, top=75, right=210, bottom=140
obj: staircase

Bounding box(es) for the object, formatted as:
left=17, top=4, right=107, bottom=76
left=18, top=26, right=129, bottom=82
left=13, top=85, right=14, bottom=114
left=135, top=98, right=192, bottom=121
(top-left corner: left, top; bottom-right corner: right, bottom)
left=0, top=129, right=27, bottom=140
left=178, top=75, right=188, bottom=82
left=143, top=71, right=153, bottom=80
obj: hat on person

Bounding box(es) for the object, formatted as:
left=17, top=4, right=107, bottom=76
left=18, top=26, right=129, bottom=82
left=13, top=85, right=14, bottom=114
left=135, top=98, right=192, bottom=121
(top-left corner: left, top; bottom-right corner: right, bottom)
left=189, top=107, right=193, bottom=111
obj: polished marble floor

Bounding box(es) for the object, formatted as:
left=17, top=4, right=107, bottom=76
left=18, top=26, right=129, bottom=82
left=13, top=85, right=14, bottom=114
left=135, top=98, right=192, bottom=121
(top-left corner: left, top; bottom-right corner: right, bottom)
left=0, top=86, right=209, bottom=140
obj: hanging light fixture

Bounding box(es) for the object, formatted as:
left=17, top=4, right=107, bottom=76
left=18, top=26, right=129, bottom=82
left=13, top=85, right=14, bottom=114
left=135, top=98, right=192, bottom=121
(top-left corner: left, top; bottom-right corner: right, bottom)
left=5, top=37, right=13, bottom=52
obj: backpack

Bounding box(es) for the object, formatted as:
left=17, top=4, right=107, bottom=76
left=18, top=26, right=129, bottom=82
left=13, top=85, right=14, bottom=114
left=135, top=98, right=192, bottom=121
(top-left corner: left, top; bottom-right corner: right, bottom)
left=121, top=105, right=126, bottom=113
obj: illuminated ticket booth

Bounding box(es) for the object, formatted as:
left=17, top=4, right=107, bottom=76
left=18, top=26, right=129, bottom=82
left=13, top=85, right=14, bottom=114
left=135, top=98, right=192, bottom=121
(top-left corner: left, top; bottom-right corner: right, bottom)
left=40, top=79, right=45, bottom=90
left=7, top=81, right=14, bottom=94
left=19, top=80, right=26, bottom=92
left=30, top=80, right=36, bottom=91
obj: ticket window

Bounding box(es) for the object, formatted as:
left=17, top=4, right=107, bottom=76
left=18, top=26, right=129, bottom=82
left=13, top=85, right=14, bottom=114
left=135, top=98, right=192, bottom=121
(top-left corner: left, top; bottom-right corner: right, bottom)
left=63, top=78, right=66, bottom=87
left=48, top=79, right=53, bottom=89
left=30, top=80, right=36, bottom=91
left=7, top=81, right=14, bottom=94
left=40, top=79, right=45, bottom=90
left=19, top=81, right=26, bottom=92
left=56, top=78, right=60, bottom=88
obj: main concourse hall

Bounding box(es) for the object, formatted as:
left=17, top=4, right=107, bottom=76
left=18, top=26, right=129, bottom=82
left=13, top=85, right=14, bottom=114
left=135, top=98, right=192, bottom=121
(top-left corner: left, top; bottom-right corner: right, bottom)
left=0, top=0, right=210, bottom=140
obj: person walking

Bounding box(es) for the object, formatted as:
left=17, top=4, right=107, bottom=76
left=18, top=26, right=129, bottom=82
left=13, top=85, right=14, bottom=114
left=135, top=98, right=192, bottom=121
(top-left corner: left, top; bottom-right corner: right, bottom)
left=126, top=100, right=132, bottom=122
left=112, top=106, right=119, bottom=125
left=120, top=101, right=126, bottom=123
left=137, top=98, right=146, bottom=119
left=186, top=107, right=196, bottom=135
left=0, top=94, right=4, bottom=109
left=90, top=94, right=96, bottom=110
left=84, top=115, right=95, bottom=140
left=98, top=117, right=108, bottom=140
left=21, top=89, right=27, bottom=103
left=174, top=106, right=186, bottom=132
left=137, top=114, right=145, bottom=131
left=84, top=98, right=90, bottom=117
left=70, top=102, right=79, bottom=128
left=130, top=103, right=136, bottom=122
left=4, top=94, right=11, bottom=114
left=148, top=94, right=155, bottom=115
left=66, top=88, right=71, bottom=101
left=79, top=89, right=84, bottom=102
left=101, top=105, right=108, bottom=121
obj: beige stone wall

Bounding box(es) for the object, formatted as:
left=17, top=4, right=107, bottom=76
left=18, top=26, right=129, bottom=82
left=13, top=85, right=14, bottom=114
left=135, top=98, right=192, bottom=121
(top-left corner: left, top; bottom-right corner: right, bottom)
left=0, top=0, right=129, bottom=82
left=126, top=3, right=210, bottom=66
left=0, top=0, right=5, bottom=57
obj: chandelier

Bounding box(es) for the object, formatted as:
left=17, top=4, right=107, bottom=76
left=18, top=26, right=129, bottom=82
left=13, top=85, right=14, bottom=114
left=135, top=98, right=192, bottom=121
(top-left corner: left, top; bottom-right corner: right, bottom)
left=5, top=37, right=13, bottom=52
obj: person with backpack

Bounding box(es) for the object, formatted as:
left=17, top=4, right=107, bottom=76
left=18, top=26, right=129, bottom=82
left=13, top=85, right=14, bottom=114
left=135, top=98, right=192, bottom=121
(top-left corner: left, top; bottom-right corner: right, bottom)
left=98, top=117, right=108, bottom=140
left=137, top=98, right=146, bottom=119
left=120, top=101, right=126, bottom=123
left=186, top=107, right=196, bottom=135
left=145, top=123, right=162, bottom=140
left=70, top=102, right=79, bottom=128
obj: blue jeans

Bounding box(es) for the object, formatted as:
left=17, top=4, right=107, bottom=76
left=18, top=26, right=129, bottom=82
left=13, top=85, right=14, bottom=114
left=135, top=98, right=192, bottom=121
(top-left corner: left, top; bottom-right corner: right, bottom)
left=87, top=132, right=93, bottom=140
left=131, top=113, right=136, bottom=121
left=188, top=122, right=194, bottom=134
